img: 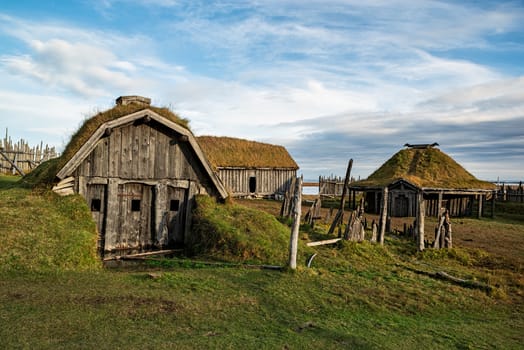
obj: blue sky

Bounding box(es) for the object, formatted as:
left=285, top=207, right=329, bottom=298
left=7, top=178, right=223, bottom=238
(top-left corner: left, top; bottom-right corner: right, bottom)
left=1, top=0, right=523, bottom=181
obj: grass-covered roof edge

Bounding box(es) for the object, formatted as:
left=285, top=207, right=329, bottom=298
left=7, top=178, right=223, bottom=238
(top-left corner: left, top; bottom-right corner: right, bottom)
left=58, top=102, right=190, bottom=173
left=197, top=136, right=299, bottom=170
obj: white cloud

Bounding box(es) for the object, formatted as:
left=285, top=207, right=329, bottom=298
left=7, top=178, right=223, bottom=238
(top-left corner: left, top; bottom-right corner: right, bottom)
left=0, top=1, right=523, bottom=180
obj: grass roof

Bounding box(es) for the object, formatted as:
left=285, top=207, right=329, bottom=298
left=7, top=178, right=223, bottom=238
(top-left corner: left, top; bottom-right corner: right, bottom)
left=59, top=103, right=190, bottom=171
left=352, top=147, right=496, bottom=190
left=197, top=136, right=298, bottom=170
left=22, top=102, right=189, bottom=187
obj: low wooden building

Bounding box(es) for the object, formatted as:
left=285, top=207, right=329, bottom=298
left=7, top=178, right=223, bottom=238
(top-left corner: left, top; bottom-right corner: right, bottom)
left=349, top=144, right=496, bottom=217
left=53, top=96, right=228, bottom=256
left=197, top=136, right=298, bottom=198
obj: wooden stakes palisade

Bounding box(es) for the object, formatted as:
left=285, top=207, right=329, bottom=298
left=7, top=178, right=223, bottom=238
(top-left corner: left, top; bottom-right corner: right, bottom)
left=0, top=128, right=57, bottom=176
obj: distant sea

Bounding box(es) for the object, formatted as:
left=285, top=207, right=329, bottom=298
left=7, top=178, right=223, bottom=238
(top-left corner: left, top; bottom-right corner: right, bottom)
left=302, top=184, right=319, bottom=195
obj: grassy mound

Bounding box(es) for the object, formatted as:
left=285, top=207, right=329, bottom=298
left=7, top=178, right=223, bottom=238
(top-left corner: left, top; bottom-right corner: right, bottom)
left=0, top=177, right=100, bottom=272
left=189, top=195, right=311, bottom=265
left=353, top=147, right=496, bottom=189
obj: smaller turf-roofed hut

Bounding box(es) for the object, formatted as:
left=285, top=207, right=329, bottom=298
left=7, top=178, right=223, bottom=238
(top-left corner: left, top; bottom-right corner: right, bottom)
left=349, top=144, right=496, bottom=217
left=52, top=96, right=228, bottom=256
left=197, top=136, right=299, bottom=198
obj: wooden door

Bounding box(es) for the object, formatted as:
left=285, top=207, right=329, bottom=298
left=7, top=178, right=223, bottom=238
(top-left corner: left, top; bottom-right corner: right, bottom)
left=87, top=184, right=106, bottom=252
left=118, top=183, right=153, bottom=252
left=166, top=186, right=187, bottom=246
left=394, top=194, right=409, bottom=217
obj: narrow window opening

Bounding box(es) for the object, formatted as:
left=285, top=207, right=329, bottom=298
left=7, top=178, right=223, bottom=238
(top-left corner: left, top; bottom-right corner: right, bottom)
left=131, top=199, right=141, bottom=211
left=91, top=199, right=101, bottom=212
left=249, top=176, right=256, bottom=193
left=170, top=199, right=180, bottom=211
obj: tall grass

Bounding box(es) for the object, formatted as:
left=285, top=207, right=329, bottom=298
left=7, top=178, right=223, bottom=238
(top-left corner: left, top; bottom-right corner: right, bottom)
left=0, top=177, right=100, bottom=272
left=188, top=195, right=312, bottom=265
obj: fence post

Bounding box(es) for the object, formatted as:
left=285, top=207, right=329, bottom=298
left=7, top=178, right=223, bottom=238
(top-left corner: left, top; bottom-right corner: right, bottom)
left=288, top=177, right=303, bottom=270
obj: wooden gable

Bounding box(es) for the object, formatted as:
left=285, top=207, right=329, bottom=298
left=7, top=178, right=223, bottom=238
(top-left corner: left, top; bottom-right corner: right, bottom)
left=56, top=109, right=228, bottom=199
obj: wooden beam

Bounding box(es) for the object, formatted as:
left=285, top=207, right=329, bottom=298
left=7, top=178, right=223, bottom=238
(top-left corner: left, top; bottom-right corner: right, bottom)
left=306, top=238, right=342, bottom=247
left=0, top=149, right=25, bottom=176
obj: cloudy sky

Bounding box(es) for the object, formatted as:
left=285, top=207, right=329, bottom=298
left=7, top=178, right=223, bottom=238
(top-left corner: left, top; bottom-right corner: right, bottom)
left=1, top=0, right=523, bottom=181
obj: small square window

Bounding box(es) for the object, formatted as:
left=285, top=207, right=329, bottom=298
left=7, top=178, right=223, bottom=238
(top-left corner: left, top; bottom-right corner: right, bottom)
left=170, top=199, right=180, bottom=211
left=91, top=199, right=101, bottom=212
left=131, top=199, right=141, bottom=211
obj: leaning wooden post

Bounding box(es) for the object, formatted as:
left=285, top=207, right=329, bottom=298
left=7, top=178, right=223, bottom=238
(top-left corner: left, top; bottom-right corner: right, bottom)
left=288, top=177, right=303, bottom=270
left=328, top=158, right=353, bottom=235
left=417, top=191, right=425, bottom=251
left=378, top=187, right=388, bottom=245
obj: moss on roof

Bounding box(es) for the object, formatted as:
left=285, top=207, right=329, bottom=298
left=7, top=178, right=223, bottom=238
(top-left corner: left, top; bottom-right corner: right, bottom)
left=352, top=147, right=496, bottom=190
left=23, top=102, right=189, bottom=187
left=59, top=103, right=189, bottom=171
left=197, top=136, right=298, bottom=170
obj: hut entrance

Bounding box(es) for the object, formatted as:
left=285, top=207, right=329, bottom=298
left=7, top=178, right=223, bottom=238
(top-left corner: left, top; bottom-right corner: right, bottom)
left=249, top=176, right=257, bottom=193
left=166, top=186, right=187, bottom=246
left=87, top=184, right=107, bottom=251
left=117, top=183, right=154, bottom=252
left=393, top=194, right=410, bottom=217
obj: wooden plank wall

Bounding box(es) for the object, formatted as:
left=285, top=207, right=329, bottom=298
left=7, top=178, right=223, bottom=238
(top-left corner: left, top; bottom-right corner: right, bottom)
left=0, top=129, right=57, bottom=175
left=319, top=175, right=357, bottom=196
left=74, top=121, right=222, bottom=254
left=424, top=196, right=472, bottom=217
left=76, top=122, right=208, bottom=184
left=217, top=168, right=296, bottom=197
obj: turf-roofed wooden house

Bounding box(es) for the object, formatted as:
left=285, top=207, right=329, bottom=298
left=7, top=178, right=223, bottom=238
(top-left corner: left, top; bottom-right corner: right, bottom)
left=349, top=144, right=496, bottom=217
left=52, top=96, right=228, bottom=256
left=197, top=136, right=299, bottom=198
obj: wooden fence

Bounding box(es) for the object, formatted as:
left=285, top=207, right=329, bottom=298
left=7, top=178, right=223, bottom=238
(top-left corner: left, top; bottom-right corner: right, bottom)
left=0, top=129, right=58, bottom=176
left=318, top=175, right=356, bottom=196
left=495, top=183, right=524, bottom=203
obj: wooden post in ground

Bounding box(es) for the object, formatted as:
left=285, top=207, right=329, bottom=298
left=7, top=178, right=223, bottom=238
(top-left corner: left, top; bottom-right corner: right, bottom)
left=371, top=220, right=378, bottom=242
left=433, top=208, right=448, bottom=249
left=378, top=187, right=388, bottom=245
left=444, top=211, right=452, bottom=248
left=477, top=194, right=483, bottom=219
left=328, top=158, right=353, bottom=235
left=491, top=191, right=495, bottom=218
left=417, top=191, right=425, bottom=251
left=288, top=177, right=302, bottom=270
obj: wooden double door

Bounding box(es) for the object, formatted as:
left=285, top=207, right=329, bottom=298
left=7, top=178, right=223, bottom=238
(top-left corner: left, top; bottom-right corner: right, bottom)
left=87, top=182, right=188, bottom=254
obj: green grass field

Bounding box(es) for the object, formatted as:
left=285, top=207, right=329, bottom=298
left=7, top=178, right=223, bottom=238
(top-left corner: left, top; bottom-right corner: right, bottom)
left=1, top=175, right=523, bottom=349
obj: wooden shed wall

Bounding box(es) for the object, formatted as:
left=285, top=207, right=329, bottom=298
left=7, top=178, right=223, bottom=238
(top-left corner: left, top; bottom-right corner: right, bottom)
left=217, top=168, right=296, bottom=197
left=76, top=121, right=213, bottom=185
left=73, top=121, right=217, bottom=254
